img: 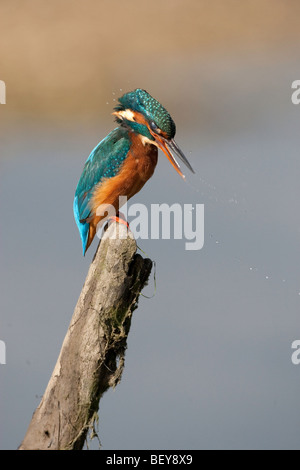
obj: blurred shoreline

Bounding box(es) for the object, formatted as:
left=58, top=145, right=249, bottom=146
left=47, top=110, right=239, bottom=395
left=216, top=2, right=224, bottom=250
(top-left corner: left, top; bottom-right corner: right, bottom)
left=1, top=0, right=300, bottom=119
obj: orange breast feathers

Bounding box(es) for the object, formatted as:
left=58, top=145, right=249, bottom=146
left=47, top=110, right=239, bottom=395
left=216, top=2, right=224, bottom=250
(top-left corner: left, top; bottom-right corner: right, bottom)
left=89, top=133, right=158, bottom=233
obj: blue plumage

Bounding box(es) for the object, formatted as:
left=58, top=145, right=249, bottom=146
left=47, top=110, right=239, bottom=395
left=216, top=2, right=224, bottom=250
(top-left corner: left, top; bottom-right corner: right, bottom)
left=116, top=89, right=176, bottom=139
left=73, top=127, right=130, bottom=255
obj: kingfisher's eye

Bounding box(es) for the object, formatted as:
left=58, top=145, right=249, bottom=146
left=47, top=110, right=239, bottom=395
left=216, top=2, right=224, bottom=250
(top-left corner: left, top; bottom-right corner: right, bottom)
left=149, top=120, right=161, bottom=133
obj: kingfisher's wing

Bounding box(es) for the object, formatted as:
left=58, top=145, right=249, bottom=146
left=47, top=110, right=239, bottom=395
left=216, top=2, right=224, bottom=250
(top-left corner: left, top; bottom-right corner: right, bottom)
left=73, top=127, right=130, bottom=254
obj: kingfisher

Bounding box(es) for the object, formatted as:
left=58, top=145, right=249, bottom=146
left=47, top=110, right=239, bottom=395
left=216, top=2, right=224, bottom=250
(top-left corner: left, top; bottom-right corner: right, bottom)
left=74, top=88, right=194, bottom=255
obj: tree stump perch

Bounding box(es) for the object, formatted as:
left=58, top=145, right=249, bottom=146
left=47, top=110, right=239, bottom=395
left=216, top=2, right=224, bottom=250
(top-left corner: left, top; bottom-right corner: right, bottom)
left=19, top=223, right=152, bottom=450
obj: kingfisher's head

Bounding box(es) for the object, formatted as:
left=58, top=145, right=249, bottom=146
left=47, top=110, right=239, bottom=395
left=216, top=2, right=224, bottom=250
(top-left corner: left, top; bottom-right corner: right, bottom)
left=113, top=88, right=194, bottom=178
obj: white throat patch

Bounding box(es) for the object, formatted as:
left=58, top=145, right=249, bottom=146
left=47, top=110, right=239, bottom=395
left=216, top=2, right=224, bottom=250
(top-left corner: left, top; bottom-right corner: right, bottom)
left=139, top=135, right=158, bottom=147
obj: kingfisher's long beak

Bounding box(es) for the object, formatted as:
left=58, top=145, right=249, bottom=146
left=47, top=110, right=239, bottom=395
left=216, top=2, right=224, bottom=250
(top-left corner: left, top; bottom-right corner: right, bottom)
left=155, top=136, right=195, bottom=179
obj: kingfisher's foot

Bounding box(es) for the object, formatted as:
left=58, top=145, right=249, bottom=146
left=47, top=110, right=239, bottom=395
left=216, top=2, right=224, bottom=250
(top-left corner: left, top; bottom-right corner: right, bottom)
left=109, top=215, right=130, bottom=228
left=104, top=211, right=130, bottom=231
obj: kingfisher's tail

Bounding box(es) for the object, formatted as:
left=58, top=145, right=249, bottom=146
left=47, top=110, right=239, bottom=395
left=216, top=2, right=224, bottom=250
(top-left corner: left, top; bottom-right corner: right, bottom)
left=73, top=196, right=89, bottom=256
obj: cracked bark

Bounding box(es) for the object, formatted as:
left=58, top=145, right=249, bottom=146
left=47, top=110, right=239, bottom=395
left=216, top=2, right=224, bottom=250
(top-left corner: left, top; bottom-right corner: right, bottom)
left=19, top=223, right=152, bottom=450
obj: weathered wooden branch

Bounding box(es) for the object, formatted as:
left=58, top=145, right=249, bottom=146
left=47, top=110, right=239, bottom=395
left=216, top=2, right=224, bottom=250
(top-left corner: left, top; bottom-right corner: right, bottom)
left=19, top=223, right=152, bottom=450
